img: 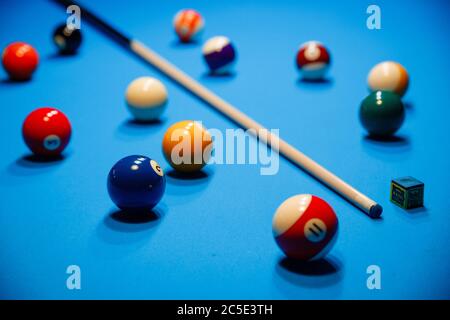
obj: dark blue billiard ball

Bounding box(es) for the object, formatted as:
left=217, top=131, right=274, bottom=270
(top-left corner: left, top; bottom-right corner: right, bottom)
left=107, top=155, right=166, bottom=212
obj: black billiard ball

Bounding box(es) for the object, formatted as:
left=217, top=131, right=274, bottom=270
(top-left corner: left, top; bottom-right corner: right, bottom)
left=52, top=24, right=82, bottom=54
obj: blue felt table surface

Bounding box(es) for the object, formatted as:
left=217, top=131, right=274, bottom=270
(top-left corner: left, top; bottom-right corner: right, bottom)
left=0, top=0, right=449, bottom=299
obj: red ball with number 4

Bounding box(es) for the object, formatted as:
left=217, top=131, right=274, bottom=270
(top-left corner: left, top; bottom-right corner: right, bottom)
left=22, top=108, right=72, bottom=157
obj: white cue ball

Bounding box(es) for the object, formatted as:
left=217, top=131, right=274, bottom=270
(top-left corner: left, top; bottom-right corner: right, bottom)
left=125, top=77, right=168, bottom=121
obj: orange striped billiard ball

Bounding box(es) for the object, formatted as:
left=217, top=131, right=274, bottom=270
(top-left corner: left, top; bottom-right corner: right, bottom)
left=173, top=9, right=204, bottom=43
left=368, top=61, right=409, bottom=97
left=162, top=120, right=213, bottom=173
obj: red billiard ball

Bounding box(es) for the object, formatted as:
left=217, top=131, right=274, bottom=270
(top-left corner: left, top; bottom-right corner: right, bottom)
left=2, top=42, right=39, bottom=80
left=296, top=41, right=331, bottom=80
left=272, top=194, right=338, bottom=261
left=22, top=108, right=72, bottom=156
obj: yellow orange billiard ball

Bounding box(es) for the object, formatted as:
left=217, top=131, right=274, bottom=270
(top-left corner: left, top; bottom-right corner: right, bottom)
left=162, top=120, right=213, bottom=173
left=368, top=61, right=409, bottom=97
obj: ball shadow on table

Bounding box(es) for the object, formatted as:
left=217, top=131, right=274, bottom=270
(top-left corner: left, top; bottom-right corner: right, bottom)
left=296, top=77, right=334, bottom=90
left=7, top=153, right=67, bottom=176
left=170, top=39, right=201, bottom=48
left=275, top=255, right=343, bottom=288
left=201, top=71, right=236, bottom=81
left=363, top=134, right=410, bottom=147
left=361, top=134, right=411, bottom=160
left=0, top=78, right=31, bottom=85
left=393, top=205, right=429, bottom=221
left=116, top=118, right=165, bottom=138
left=107, top=207, right=163, bottom=229
left=91, top=206, right=166, bottom=257
left=164, top=168, right=213, bottom=203
left=98, top=207, right=164, bottom=240
left=46, top=52, right=79, bottom=60
left=404, top=102, right=414, bottom=110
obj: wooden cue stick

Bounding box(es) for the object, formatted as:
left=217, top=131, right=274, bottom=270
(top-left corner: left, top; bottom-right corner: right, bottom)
left=54, top=0, right=383, bottom=218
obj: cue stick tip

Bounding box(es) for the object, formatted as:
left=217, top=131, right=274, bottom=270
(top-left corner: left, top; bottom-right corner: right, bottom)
left=369, top=204, right=383, bottom=219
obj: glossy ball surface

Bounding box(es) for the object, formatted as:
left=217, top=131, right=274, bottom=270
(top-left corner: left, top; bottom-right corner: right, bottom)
left=162, top=120, right=213, bottom=173
left=368, top=61, right=409, bottom=97
left=53, top=24, right=82, bottom=54
left=202, top=36, right=236, bottom=74
left=173, top=9, right=204, bottom=43
left=107, top=155, right=166, bottom=212
left=296, top=41, right=331, bottom=80
left=2, top=42, right=39, bottom=80
left=272, top=194, right=338, bottom=261
left=22, top=107, right=72, bottom=156
left=359, top=90, right=405, bottom=137
left=125, top=77, right=168, bottom=121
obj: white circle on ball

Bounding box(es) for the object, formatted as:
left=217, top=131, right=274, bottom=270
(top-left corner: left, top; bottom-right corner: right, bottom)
left=304, top=218, right=327, bottom=243
left=125, top=77, right=168, bottom=121
left=272, top=194, right=313, bottom=237
left=305, top=43, right=321, bottom=61
left=43, top=134, right=61, bottom=150
left=150, top=159, right=164, bottom=177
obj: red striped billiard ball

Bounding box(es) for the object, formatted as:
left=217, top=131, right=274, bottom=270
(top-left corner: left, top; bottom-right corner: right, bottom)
left=296, top=41, right=331, bottom=80
left=272, top=194, right=338, bottom=261
left=2, top=42, right=39, bottom=81
left=22, top=108, right=72, bottom=157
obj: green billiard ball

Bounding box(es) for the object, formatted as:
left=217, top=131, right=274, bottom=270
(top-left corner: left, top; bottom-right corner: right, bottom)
left=359, top=90, right=405, bottom=137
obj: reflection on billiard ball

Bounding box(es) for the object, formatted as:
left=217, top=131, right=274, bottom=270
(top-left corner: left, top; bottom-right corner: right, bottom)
left=2, top=42, right=39, bottom=80
left=202, top=36, right=236, bottom=74
left=22, top=107, right=72, bottom=156
left=107, top=155, right=166, bottom=212
left=52, top=24, right=82, bottom=54
left=359, top=90, right=405, bottom=137
left=173, top=9, right=204, bottom=43
left=296, top=41, right=331, bottom=80
left=368, top=61, right=409, bottom=97
left=272, top=194, right=338, bottom=261
left=125, top=77, right=168, bottom=121
left=162, top=120, right=213, bottom=173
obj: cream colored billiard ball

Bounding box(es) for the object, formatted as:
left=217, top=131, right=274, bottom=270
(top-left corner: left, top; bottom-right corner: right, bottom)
left=125, top=77, right=168, bottom=121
